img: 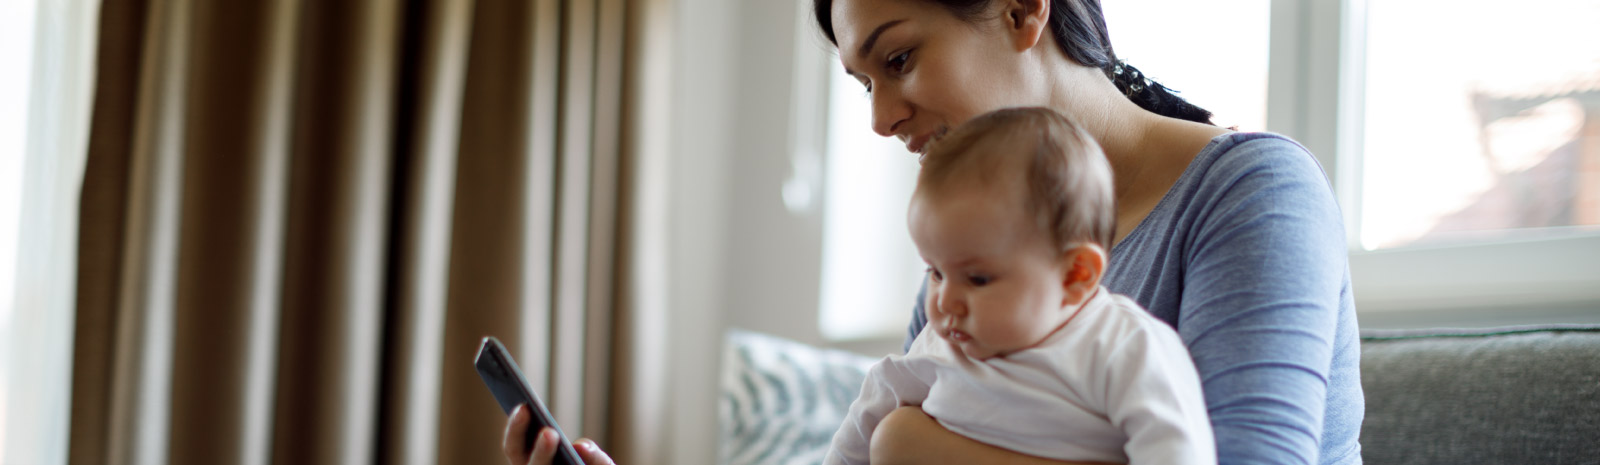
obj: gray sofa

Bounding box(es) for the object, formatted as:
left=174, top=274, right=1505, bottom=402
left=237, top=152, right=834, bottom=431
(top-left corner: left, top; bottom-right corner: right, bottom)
left=720, top=325, right=1600, bottom=465
left=1358, top=325, right=1600, bottom=464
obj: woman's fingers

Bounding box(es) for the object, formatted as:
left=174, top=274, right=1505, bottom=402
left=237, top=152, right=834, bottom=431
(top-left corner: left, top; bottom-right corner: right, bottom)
left=503, top=405, right=532, bottom=464
left=529, top=428, right=559, bottom=465
left=573, top=438, right=617, bottom=465
left=503, top=404, right=613, bottom=465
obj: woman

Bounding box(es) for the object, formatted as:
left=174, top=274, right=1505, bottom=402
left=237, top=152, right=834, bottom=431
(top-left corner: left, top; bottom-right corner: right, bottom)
left=506, top=0, right=1362, bottom=463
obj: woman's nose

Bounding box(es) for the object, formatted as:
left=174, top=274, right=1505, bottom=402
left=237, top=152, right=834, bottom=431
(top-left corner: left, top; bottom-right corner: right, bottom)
left=870, top=86, right=909, bottom=138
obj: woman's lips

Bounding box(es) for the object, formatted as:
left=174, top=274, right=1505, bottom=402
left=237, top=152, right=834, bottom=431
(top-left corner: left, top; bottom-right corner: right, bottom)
left=905, top=133, right=932, bottom=154
left=904, top=128, right=948, bottom=155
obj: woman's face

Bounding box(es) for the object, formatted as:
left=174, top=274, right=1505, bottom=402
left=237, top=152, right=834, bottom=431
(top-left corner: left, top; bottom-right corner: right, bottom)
left=832, top=0, right=1043, bottom=155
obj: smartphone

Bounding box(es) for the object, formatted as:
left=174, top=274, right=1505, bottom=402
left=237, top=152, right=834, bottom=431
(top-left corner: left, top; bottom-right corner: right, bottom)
left=475, top=336, right=585, bottom=465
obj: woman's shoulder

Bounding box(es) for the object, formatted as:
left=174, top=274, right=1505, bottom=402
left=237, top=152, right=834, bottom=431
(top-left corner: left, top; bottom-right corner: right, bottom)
left=1192, top=132, right=1328, bottom=187
left=1114, top=131, right=1341, bottom=255
left=1179, top=131, right=1346, bottom=246
left=1153, top=131, right=1337, bottom=216
left=1140, top=131, right=1344, bottom=248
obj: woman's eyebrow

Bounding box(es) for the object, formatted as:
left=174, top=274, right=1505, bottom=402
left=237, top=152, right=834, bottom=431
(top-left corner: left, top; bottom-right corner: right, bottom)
left=856, top=19, right=906, bottom=59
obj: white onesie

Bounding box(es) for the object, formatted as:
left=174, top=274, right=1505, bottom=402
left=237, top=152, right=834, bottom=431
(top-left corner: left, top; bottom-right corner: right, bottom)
left=824, top=288, right=1215, bottom=465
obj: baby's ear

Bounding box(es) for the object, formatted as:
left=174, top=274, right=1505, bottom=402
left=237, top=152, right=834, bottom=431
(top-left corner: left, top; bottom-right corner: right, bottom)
left=1060, top=243, right=1107, bottom=306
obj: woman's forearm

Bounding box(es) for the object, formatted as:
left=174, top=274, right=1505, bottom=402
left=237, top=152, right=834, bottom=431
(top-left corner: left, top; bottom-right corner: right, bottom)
left=869, top=407, right=1115, bottom=465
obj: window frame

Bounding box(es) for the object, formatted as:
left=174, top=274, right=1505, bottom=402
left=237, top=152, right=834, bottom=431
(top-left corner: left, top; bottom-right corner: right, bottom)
left=1269, top=0, right=1600, bottom=318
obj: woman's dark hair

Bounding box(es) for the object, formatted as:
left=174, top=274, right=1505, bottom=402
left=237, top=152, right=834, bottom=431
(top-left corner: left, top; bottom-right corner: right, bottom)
left=813, top=0, right=1214, bottom=125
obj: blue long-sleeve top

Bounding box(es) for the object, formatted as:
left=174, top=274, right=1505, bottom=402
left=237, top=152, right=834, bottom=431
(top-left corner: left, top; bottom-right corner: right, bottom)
left=905, top=132, right=1364, bottom=464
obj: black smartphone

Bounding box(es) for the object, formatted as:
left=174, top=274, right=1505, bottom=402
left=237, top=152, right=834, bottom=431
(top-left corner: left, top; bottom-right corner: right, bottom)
left=474, top=336, right=585, bottom=465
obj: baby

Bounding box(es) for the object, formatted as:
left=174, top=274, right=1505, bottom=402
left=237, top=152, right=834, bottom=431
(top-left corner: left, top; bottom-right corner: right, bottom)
left=824, top=107, right=1214, bottom=465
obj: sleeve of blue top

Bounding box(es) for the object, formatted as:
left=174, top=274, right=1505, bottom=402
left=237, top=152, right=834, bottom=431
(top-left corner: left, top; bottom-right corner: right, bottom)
left=905, top=277, right=928, bottom=354
left=1178, top=140, right=1346, bottom=464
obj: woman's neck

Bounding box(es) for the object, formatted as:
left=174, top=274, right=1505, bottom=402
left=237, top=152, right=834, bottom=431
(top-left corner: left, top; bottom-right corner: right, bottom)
left=1038, top=60, right=1229, bottom=246
left=1042, top=63, right=1163, bottom=204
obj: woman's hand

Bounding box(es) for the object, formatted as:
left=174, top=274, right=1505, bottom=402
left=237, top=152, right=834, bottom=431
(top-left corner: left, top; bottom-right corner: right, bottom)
left=502, top=404, right=616, bottom=465
left=871, top=406, right=1113, bottom=465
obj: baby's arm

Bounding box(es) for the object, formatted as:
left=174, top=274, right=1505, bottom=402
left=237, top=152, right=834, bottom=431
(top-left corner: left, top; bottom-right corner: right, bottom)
left=824, top=337, right=938, bottom=465
left=1104, top=326, right=1216, bottom=465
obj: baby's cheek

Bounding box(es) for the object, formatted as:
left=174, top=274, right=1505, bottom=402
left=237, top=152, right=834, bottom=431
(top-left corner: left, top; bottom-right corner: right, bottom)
left=994, top=313, right=1042, bottom=349
left=927, top=313, right=951, bottom=334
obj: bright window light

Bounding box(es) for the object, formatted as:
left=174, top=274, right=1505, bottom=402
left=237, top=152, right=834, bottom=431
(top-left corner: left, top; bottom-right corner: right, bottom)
left=0, top=0, right=39, bottom=458
left=1104, top=0, right=1271, bottom=131
left=1359, top=0, right=1600, bottom=250
left=816, top=62, right=926, bottom=341
left=2, top=0, right=98, bottom=463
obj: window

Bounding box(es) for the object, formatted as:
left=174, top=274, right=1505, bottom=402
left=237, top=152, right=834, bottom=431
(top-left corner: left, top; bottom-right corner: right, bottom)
left=816, top=63, right=926, bottom=341
left=0, top=0, right=39, bottom=457
left=1, top=0, right=99, bottom=463
left=1329, top=0, right=1600, bottom=317
left=1359, top=0, right=1600, bottom=249
left=1103, top=0, right=1272, bottom=131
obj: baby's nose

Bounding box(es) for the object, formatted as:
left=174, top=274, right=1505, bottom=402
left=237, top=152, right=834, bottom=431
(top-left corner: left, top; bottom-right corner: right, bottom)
left=935, top=293, right=965, bottom=317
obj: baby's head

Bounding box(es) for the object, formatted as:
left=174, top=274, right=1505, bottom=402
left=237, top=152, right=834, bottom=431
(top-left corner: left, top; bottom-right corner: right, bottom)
left=908, top=107, right=1115, bottom=360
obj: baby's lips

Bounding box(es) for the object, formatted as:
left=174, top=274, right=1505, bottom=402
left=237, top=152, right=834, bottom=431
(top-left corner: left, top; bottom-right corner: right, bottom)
left=947, top=329, right=972, bottom=342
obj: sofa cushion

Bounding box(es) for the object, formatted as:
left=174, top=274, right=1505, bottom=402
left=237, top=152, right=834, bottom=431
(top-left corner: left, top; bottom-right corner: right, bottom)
left=1359, top=325, right=1600, bottom=465
left=718, top=330, right=877, bottom=465
left=717, top=325, right=1600, bottom=465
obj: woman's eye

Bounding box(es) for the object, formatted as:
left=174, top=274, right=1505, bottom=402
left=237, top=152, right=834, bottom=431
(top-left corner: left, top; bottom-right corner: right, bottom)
left=887, top=51, right=911, bottom=73
left=968, top=275, right=990, bottom=286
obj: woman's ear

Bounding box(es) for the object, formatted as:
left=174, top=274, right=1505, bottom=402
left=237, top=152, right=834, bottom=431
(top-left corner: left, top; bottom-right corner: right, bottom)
left=1059, top=243, right=1107, bottom=307
left=1002, top=0, right=1051, bottom=52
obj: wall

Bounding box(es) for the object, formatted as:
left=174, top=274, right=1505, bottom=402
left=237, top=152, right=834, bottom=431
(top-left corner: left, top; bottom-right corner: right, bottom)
left=657, top=0, right=732, bottom=462
left=721, top=0, right=827, bottom=349
left=653, top=0, right=900, bottom=464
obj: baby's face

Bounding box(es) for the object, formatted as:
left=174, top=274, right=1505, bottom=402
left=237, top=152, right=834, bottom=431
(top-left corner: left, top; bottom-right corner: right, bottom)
left=908, top=180, right=1072, bottom=360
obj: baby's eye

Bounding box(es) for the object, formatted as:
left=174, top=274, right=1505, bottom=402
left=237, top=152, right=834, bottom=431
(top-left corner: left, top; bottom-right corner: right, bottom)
left=927, top=267, right=943, bottom=282
left=968, top=275, right=990, bottom=287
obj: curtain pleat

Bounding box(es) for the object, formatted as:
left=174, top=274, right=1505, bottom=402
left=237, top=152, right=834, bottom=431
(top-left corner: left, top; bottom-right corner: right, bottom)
left=377, top=0, right=473, bottom=463
left=68, top=0, right=145, bottom=462
left=436, top=0, right=558, bottom=463
left=272, top=0, right=404, bottom=462
left=168, top=0, right=298, bottom=463
left=553, top=0, right=597, bottom=436
left=69, top=0, right=632, bottom=463
left=584, top=0, right=628, bottom=442
left=606, top=0, right=672, bottom=462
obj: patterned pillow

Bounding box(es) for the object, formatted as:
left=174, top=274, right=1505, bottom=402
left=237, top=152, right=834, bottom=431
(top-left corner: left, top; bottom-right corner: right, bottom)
left=719, top=330, right=878, bottom=465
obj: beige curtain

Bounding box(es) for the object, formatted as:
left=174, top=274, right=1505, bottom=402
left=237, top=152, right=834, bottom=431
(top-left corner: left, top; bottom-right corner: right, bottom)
left=69, top=0, right=638, bottom=464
